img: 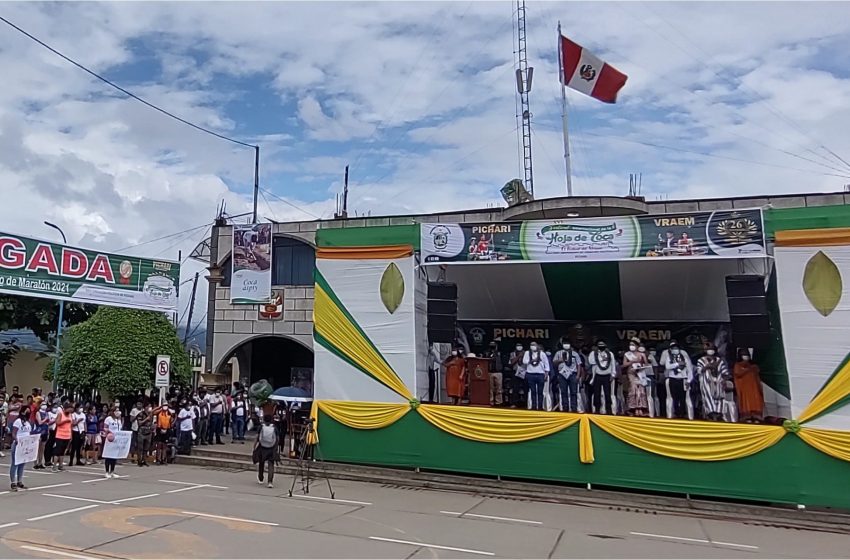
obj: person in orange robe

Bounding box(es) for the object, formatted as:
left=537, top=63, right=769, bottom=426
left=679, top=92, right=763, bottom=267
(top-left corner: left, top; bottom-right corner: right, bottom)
left=733, top=350, right=764, bottom=423
left=443, top=348, right=466, bottom=405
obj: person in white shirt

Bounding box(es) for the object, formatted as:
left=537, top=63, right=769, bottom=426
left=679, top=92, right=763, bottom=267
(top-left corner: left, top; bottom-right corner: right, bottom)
left=231, top=393, right=247, bottom=443
left=660, top=340, right=694, bottom=420
left=9, top=408, right=32, bottom=491
left=553, top=341, right=583, bottom=413
left=70, top=405, right=87, bottom=466
left=508, top=344, right=527, bottom=408
left=587, top=341, right=617, bottom=414
left=523, top=341, right=550, bottom=411
left=177, top=401, right=196, bottom=455
left=205, top=389, right=225, bottom=445
left=102, top=408, right=122, bottom=478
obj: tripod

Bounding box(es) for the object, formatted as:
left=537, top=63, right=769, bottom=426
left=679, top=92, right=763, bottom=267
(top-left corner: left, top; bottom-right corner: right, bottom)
left=288, top=418, right=335, bottom=498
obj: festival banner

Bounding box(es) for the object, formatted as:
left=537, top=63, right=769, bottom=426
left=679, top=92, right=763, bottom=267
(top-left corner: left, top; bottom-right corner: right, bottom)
left=421, top=209, right=765, bottom=264
left=231, top=223, right=272, bottom=304
left=0, top=232, right=179, bottom=311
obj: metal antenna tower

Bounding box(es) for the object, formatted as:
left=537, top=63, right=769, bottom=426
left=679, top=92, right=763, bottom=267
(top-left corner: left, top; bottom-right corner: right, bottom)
left=515, top=0, right=535, bottom=196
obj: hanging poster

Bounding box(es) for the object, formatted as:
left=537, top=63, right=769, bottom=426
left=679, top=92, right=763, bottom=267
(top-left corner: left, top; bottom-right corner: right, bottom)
left=421, top=209, right=765, bottom=264
left=231, top=223, right=273, bottom=304
left=0, top=231, right=179, bottom=311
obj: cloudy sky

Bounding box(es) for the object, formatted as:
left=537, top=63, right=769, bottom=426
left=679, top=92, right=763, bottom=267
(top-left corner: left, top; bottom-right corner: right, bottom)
left=1, top=1, right=849, bottom=328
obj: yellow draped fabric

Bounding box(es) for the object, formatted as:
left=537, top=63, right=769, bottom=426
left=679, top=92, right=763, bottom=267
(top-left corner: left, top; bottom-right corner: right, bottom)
left=590, top=415, right=786, bottom=461
left=307, top=400, right=319, bottom=445
left=775, top=228, right=850, bottom=247
left=416, top=404, right=579, bottom=443
left=319, top=400, right=410, bottom=431
left=313, top=282, right=413, bottom=400
left=579, top=416, right=594, bottom=464
left=316, top=245, right=414, bottom=260
left=798, top=359, right=850, bottom=424
left=797, top=427, right=850, bottom=462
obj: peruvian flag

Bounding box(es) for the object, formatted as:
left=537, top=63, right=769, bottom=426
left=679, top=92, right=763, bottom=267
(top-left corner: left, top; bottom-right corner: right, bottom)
left=560, top=35, right=627, bottom=103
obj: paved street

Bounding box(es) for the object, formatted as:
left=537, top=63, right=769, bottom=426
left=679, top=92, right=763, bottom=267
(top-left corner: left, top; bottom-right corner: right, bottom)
left=0, top=459, right=847, bottom=559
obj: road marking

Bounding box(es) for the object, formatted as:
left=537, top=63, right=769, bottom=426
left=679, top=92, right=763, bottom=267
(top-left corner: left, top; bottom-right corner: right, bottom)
left=0, top=522, right=19, bottom=529
left=80, top=477, right=120, bottom=484
left=440, top=510, right=542, bottom=525
left=630, top=531, right=709, bottom=544
left=42, top=493, right=118, bottom=505
left=181, top=511, right=279, bottom=526
left=291, top=495, right=372, bottom=506
left=113, top=493, right=160, bottom=503
left=369, top=536, right=495, bottom=556
left=166, top=484, right=210, bottom=494
left=0, top=491, right=8, bottom=496
left=712, top=540, right=760, bottom=550
left=27, top=504, right=99, bottom=521
left=20, top=545, right=95, bottom=559
left=28, top=483, right=73, bottom=491
left=160, top=479, right=228, bottom=489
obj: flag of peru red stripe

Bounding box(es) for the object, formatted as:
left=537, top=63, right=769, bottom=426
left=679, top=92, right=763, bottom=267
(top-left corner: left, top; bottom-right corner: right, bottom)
left=560, top=35, right=627, bottom=103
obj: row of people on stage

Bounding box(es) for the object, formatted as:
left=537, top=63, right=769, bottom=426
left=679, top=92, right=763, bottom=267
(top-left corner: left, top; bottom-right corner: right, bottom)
left=436, top=337, right=766, bottom=423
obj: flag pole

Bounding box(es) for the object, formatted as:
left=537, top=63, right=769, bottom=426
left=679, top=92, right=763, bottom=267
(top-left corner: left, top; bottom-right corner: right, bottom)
left=558, top=21, right=573, bottom=197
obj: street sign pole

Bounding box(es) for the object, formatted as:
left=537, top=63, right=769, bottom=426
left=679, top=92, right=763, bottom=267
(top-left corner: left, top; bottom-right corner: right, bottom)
left=155, top=355, right=171, bottom=406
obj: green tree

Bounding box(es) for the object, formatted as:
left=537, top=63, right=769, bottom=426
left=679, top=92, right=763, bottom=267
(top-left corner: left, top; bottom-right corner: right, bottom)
left=50, top=307, right=191, bottom=396
left=0, top=295, right=95, bottom=340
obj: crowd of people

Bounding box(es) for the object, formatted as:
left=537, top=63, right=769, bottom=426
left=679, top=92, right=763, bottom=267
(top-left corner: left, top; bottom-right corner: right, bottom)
left=435, top=337, right=766, bottom=423
left=0, top=381, right=293, bottom=491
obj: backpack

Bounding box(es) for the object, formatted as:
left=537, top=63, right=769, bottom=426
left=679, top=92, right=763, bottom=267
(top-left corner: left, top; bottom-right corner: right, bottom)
left=258, top=424, right=277, bottom=448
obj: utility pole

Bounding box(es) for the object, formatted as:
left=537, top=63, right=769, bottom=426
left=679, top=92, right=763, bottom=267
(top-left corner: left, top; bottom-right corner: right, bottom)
left=515, top=0, right=535, bottom=197
left=183, top=271, right=200, bottom=347
left=44, top=221, right=66, bottom=393
left=335, top=165, right=350, bottom=219
left=252, top=145, right=260, bottom=224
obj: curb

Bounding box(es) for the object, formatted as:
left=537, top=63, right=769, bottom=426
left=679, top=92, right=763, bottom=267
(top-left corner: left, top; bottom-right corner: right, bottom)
left=179, top=450, right=850, bottom=534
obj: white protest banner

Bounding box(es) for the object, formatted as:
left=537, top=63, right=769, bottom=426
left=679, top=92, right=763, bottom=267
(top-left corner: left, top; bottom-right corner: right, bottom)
left=14, top=434, right=40, bottom=464
left=102, top=430, right=133, bottom=459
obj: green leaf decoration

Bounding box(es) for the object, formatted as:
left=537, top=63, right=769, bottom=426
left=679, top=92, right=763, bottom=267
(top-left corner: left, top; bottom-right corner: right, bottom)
left=803, top=251, right=842, bottom=317
left=380, top=262, right=404, bottom=314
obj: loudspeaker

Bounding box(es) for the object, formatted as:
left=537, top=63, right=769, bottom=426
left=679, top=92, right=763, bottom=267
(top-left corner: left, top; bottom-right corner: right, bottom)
left=726, top=275, right=770, bottom=348
left=428, top=282, right=458, bottom=344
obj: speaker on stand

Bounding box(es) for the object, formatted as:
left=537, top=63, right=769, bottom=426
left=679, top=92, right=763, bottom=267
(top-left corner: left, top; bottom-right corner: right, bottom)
left=427, top=282, right=457, bottom=344
left=725, top=275, right=770, bottom=349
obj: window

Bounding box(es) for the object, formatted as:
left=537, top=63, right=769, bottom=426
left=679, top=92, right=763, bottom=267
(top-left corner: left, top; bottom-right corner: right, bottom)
left=221, top=235, right=315, bottom=287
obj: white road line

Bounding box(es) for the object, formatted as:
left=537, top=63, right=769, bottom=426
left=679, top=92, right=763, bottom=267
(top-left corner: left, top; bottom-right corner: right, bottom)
left=369, top=536, right=495, bottom=556
left=0, top=491, right=8, bottom=496
left=439, top=510, right=542, bottom=525
left=181, top=511, right=279, bottom=526
left=42, top=493, right=117, bottom=505
left=28, top=483, right=73, bottom=491
left=20, top=545, right=95, bottom=559
left=80, top=476, right=123, bottom=484
left=27, top=504, right=99, bottom=521
left=113, top=493, right=160, bottom=503
left=631, top=531, right=709, bottom=544
left=0, top=522, right=19, bottom=529
left=166, top=484, right=209, bottom=494
left=712, top=540, right=760, bottom=550
left=160, top=479, right=228, bottom=489
left=291, top=495, right=372, bottom=506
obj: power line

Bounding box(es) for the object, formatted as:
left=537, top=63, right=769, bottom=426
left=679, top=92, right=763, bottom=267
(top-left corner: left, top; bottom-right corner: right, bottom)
left=259, top=189, right=279, bottom=222
left=114, top=222, right=213, bottom=252
left=0, top=15, right=256, bottom=150
left=259, top=188, right=322, bottom=220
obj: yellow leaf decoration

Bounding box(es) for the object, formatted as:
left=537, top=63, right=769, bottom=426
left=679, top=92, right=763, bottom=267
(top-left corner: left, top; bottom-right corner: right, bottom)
left=803, top=251, right=842, bottom=317
left=380, top=262, right=404, bottom=314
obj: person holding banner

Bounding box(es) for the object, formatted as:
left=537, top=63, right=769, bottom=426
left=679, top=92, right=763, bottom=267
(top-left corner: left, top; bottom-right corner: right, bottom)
left=102, top=408, right=122, bottom=478
left=9, top=407, right=33, bottom=491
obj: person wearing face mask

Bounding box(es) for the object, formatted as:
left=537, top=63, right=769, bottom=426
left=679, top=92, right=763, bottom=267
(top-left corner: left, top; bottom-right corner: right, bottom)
left=588, top=341, right=617, bottom=414
left=523, top=341, right=550, bottom=411
left=177, top=401, right=196, bottom=455
left=553, top=340, right=583, bottom=413
left=733, top=349, right=764, bottom=423
left=33, top=402, right=50, bottom=469
left=44, top=403, right=60, bottom=469
left=642, top=345, right=659, bottom=418
left=102, top=408, right=122, bottom=478
left=660, top=340, right=694, bottom=420
left=508, top=343, right=527, bottom=408
left=697, top=343, right=731, bottom=421
left=622, top=338, right=650, bottom=417
left=487, top=342, right=504, bottom=407
left=205, top=388, right=225, bottom=445
left=136, top=404, right=155, bottom=466
left=443, top=347, right=466, bottom=405
left=70, top=404, right=87, bottom=466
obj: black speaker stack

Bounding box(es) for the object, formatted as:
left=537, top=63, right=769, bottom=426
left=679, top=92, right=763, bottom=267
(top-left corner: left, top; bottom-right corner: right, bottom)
left=725, top=275, right=770, bottom=349
left=427, top=282, right=457, bottom=344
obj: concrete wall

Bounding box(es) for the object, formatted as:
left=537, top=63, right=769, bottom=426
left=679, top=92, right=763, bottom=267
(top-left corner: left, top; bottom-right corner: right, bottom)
left=4, top=351, right=48, bottom=393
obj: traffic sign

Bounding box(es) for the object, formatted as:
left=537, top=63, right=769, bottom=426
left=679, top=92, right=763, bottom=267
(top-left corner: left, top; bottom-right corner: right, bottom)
left=155, top=355, right=171, bottom=388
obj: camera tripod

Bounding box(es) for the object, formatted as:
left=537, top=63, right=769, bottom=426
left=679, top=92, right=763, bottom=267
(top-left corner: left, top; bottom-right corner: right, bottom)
left=287, top=418, right=335, bottom=499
